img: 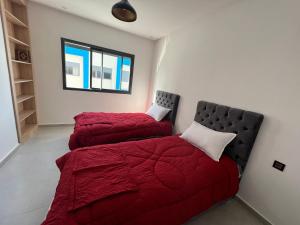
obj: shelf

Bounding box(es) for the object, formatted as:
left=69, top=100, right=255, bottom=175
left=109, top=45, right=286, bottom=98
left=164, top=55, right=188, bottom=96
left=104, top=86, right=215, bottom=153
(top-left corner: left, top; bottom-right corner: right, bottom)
left=8, top=35, right=30, bottom=47
left=19, top=109, right=35, bottom=121
left=21, top=124, right=37, bottom=141
left=3, top=0, right=37, bottom=143
left=17, top=94, right=34, bottom=103
left=11, top=59, right=31, bottom=64
left=14, top=78, right=33, bottom=83
left=5, top=10, right=28, bottom=28
left=11, top=0, right=27, bottom=6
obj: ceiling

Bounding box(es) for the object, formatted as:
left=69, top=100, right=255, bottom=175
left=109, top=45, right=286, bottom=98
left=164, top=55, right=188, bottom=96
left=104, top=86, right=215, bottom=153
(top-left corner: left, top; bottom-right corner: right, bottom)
left=30, top=0, right=239, bottom=40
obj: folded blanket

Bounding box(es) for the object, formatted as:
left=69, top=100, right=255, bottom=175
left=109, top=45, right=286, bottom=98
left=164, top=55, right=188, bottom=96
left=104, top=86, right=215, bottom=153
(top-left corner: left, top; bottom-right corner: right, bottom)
left=65, top=148, right=138, bottom=211
left=73, top=147, right=126, bottom=171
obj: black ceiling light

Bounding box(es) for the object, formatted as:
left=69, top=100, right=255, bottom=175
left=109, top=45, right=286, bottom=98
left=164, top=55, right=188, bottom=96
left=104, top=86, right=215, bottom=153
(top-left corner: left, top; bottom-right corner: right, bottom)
left=112, top=0, right=137, bottom=22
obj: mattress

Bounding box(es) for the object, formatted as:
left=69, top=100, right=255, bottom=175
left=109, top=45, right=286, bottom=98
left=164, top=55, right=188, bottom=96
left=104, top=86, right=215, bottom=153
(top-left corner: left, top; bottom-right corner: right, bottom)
left=43, top=136, right=239, bottom=225
left=69, top=112, right=172, bottom=150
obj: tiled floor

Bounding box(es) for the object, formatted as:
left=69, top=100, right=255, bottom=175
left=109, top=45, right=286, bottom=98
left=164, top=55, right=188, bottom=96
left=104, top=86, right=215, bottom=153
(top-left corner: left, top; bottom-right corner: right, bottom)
left=0, top=126, right=267, bottom=225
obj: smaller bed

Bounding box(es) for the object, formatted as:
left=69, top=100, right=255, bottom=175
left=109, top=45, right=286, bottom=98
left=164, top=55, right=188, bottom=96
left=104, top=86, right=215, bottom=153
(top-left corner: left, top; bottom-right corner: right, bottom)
left=42, top=101, right=263, bottom=225
left=69, top=90, right=180, bottom=150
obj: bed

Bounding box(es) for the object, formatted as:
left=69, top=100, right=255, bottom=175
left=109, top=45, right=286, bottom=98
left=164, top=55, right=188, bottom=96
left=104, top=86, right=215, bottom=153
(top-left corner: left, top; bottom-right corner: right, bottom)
left=42, top=101, right=263, bottom=225
left=69, top=90, right=180, bottom=150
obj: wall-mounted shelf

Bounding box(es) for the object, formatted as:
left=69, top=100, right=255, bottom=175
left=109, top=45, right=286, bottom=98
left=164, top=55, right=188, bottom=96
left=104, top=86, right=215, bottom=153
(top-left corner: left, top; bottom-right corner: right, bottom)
left=21, top=124, right=37, bottom=142
left=8, top=35, right=30, bottom=47
left=11, top=59, right=31, bottom=64
left=17, top=94, right=34, bottom=103
left=5, top=9, right=28, bottom=28
left=14, top=78, right=33, bottom=83
left=19, top=109, right=35, bottom=121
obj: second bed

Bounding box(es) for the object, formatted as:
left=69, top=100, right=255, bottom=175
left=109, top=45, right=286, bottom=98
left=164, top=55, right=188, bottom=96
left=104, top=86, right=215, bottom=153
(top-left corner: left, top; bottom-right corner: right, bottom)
left=69, top=90, right=180, bottom=150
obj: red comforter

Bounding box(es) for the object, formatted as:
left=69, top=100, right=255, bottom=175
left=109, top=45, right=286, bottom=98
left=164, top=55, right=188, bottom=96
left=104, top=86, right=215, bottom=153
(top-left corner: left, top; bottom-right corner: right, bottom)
left=43, top=136, right=239, bottom=225
left=69, top=112, right=172, bottom=150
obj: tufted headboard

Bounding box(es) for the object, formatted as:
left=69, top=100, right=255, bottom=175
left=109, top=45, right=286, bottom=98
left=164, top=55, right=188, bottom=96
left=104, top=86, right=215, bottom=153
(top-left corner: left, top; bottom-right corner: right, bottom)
left=155, top=90, right=180, bottom=125
left=194, top=101, right=264, bottom=171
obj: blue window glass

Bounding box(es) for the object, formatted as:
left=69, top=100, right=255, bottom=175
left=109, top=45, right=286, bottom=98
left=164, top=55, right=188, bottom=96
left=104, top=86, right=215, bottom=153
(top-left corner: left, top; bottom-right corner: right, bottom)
left=64, top=44, right=90, bottom=89
left=121, top=57, right=132, bottom=91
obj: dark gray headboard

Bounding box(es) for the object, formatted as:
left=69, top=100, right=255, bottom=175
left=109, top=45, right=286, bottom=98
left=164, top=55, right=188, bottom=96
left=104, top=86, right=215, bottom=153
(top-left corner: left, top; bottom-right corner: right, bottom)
left=194, top=101, right=263, bottom=171
left=155, top=90, right=180, bottom=125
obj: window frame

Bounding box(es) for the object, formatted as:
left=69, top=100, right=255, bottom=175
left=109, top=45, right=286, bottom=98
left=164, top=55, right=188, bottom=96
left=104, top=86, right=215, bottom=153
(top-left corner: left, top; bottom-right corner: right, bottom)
left=61, top=38, right=135, bottom=94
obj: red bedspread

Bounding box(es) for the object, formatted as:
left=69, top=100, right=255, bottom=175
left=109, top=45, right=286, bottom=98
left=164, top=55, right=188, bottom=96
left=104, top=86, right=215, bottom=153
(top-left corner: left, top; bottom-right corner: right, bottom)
left=69, top=112, right=172, bottom=150
left=43, top=136, right=239, bottom=225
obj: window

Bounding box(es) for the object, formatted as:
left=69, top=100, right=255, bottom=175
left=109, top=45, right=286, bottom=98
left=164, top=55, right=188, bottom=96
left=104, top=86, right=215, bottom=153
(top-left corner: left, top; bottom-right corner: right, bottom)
left=61, top=38, right=134, bottom=94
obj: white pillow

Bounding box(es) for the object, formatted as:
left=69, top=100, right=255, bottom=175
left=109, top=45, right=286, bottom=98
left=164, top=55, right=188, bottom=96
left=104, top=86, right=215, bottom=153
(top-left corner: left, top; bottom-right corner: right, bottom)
left=146, top=104, right=171, bottom=121
left=180, top=121, right=236, bottom=161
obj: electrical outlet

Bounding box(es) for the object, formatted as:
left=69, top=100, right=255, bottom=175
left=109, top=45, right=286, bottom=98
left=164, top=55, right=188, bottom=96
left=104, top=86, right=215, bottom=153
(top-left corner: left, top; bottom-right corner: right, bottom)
left=273, top=160, right=285, bottom=172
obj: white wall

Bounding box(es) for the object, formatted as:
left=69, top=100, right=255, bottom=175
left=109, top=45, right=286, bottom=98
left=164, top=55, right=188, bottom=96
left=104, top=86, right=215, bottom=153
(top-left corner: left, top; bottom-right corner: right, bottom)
left=28, top=2, right=155, bottom=124
left=149, top=0, right=300, bottom=224
left=0, top=16, right=19, bottom=162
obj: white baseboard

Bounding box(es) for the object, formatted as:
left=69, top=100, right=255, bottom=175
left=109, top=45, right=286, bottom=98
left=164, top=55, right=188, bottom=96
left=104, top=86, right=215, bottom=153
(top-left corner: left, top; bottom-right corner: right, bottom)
left=236, top=194, right=273, bottom=225
left=0, top=144, right=20, bottom=168
left=38, top=123, right=74, bottom=126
